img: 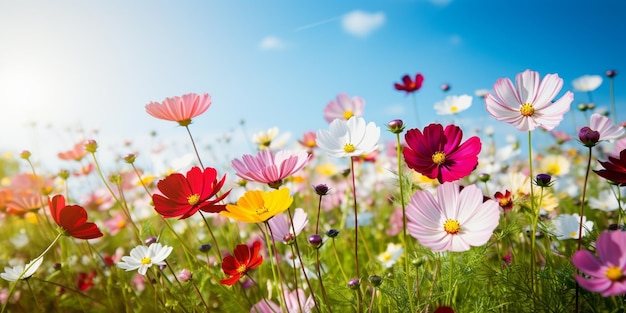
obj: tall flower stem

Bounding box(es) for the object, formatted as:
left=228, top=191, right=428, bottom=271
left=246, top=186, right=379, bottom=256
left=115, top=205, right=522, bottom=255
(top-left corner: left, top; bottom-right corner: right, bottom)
left=575, top=146, right=593, bottom=313
left=526, top=131, right=538, bottom=308
left=185, top=125, right=205, bottom=169
left=288, top=208, right=321, bottom=313
left=264, top=222, right=288, bottom=313
left=349, top=158, right=361, bottom=280
left=199, top=211, right=223, bottom=261
left=394, top=131, right=414, bottom=312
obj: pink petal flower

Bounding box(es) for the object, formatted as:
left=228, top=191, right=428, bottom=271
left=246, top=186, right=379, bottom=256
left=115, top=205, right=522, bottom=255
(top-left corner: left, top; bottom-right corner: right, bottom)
left=145, top=93, right=212, bottom=126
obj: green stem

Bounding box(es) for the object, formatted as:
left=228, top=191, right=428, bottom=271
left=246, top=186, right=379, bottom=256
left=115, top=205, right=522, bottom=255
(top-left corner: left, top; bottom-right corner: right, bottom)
left=264, top=222, right=288, bottom=313
left=349, top=158, right=361, bottom=280
left=526, top=131, right=537, bottom=310
left=185, top=125, right=205, bottom=169
left=575, top=146, right=593, bottom=313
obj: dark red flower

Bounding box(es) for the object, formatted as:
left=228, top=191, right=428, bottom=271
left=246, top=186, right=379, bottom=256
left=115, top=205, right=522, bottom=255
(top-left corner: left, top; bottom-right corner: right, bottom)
left=434, top=306, right=455, bottom=313
left=77, top=271, right=97, bottom=291
left=594, top=149, right=626, bottom=185
left=220, top=241, right=263, bottom=286
left=153, top=166, right=231, bottom=219
left=394, top=73, right=424, bottom=95
left=494, top=190, right=513, bottom=212
left=48, top=195, right=103, bottom=240
left=403, top=123, right=481, bottom=183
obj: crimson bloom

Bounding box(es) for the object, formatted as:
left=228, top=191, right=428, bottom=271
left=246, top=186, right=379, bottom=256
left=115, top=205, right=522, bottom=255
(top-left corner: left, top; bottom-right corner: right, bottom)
left=48, top=195, right=103, bottom=240
left=153, top=166, right=230, bottom=219
left=220, top=241, right=263, bottom=286
left=145, top=93, right=212, bottom=126
left=394, top=73, right=424, bottom=94
left=594, top=149, right=626, bottom=185
left=493, top=190, right=513, bottom=212
left=77, top=271, right=97, bottom=291
left=403, top=123, right=481, bottom=183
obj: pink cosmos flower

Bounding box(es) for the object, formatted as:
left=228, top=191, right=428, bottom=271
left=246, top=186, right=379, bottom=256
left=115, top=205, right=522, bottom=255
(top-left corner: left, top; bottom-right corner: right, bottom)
left=58, top=141, right=88, bottom=161
left=323, top=93, right=365, bottom=123
left=485, top=69, right=573, bottom=132
left=403, top=123, right=481, bottom=183
left=588, top=113, right=625, bottom=142
left=145, top=93, right=212, bottom=126
left=232, top=150, right=311, bottom=189
left=406, top=182, right=500, bottom=252
left=572, top=230, right=626, bottom=296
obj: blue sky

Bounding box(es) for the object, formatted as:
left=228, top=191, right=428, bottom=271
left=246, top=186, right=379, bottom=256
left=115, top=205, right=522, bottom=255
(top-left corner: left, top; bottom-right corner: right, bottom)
left=1, top=0, right=625, bottom=171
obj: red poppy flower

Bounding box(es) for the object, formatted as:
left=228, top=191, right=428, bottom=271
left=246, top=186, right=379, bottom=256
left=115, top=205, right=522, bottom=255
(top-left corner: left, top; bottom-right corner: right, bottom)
left=403, top=123, right=481, bottom=183
left=494, top=190, right=513, bottom=212
left=153, top=166, right=231, bottom=219
left=220, top=241, right=263, bottom=286
left=48, top=195, right=103, bottom=239
left=394, top=73, right=424, bottom=94
left=77, top=271, right=97, bottom=291
left=594, top=149, right=626, bottom=185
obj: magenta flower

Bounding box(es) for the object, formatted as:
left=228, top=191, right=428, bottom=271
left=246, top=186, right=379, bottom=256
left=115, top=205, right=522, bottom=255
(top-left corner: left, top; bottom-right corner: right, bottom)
left=403, top=123, right=481, bottom=183
left=323, top=93, right=365, bottom=123
left=232, top=149, right=311, bottom=189
left=572, top=230, right=626, bottom=296
left=485, top=69, right=573, bottom=132
left=406, top=182, right=500, bottom=252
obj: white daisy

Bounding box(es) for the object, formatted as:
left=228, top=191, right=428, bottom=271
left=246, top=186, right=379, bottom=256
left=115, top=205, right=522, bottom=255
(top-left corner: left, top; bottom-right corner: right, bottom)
left=588, top=189, right=625, bottom=212
left=377, top=243, right=403, bottom=268
left=551, top=214, right=593, bottom=240
left=316, top=116, right=380, bottom=158
left=433, top=94, right=472, bottom=115
left=117, top=243, right=173, bottom=275
left=572, top=75, right=603, bottom=92
left=1, top=257, right=43, bottom=282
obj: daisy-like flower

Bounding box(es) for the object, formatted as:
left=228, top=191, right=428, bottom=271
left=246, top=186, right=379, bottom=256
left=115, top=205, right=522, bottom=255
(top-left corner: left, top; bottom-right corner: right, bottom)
left=251, top=289, right=315, bottom=313
left=582, top=113, right=625, bottom=146
left=220, top=241, right=263, bottom=286
left=117, top=242, right=173, bottom=276
left=57, top=141, right=88, bottom=161
left=1, top=257, right=43, bottom=282
left=550, top=213, right=593, bottom=240
left=493, top=190, right=513, bottom=212
left=588, top=189, right=625, bottom=212
left=232, top=149, right=311, bottom=189
left=48, top=195, right=103, bottom=240
left=394, top=73, right=424, bottom=95
left=316, top=116, right=380, bottom=158
left=377, top=243, right=404, bottom=268
left=485, top=69, right=573, bottom=132
left=406, top=182, right=500, bottom=252
left=594, top=149, right=626, bottom=185
left=220, top=188, right=293, bottom=223
left=267, top=208, right=308, bottom=244
left=403, top=123, right=481, bottom=183
left=573, top=230, right=626, bottom=296
left=538, top=154, right=571, bottom=177
left=323, top=93, right=365, bottom=123
left=572, top=74, right=603, bottom=92
left=297, top=131, right=317, bottom=150
left=433, top=94, right=472, bottom=115
left=145, top=93, right=212, bottom=126
left=252, top=127, right=290, bottom=151
left=152, top=166, right=230, bottom=219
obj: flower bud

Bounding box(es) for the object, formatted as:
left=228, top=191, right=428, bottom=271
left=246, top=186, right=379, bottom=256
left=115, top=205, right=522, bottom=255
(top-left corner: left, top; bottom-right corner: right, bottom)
left=368, top=275, right=383, bottom=287
left=58, top=169, right=70, bottom=180
left=535, top=173, right=553, bottom=187
left=440, top=83, right=451, bottom=92
left=84, top=139, right=98, bottom=153
left=325, top=229, right=339, bottom=238
left=478, top=173, right=490, bottom=183
left=308, top=234, right=323, bottom=249
left=606, top=70, right=618, bottom=78
left=314, top=184, right=330, bottom=196
left=199, top=243, right=212, bottom=253
left=386, top=119, right=405, bottom=134
left=577, top=103, right=588, bottom=111
left=123, top=153, right=137, bottom=164
left=177, top=269, right=192, bottom=282
left=578, top=126, right=600, bottom=147
left=347, top=278, right=361, bottom=290
left=19, top=150, right=31, bottom=159
left=145, top=236, right=157, bottom=245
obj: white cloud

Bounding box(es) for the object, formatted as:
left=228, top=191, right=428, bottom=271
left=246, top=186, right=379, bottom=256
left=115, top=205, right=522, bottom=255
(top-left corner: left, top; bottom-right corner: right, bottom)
left=341, top=10, right=385, bottom=38
left=259, top=36, right=285, bottom=51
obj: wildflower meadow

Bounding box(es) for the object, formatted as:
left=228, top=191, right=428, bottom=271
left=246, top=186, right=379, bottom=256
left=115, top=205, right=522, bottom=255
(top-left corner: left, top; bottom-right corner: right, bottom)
left=2, top=68, right=626, bottom=313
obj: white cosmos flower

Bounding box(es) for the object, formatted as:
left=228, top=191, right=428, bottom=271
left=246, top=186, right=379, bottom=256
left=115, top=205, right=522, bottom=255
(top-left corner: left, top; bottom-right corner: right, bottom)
left=117, top=243, right=173, bottom=275
left=551, top=214, right=593, bottom=240
left=572, top=75, right=603, bottom=92
left=316, top=116, right=380, bottom=158
left=433, top=94, right=472, bottom=115
left=377, top=243, right=404, bottom=268
left=588, top=189, right=625, bottom=212
left=1, top=257, right=43, bottom=282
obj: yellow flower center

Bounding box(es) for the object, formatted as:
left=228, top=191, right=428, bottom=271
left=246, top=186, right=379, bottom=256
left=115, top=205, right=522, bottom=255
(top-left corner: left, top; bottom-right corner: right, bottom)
left=546, top=164, right=561, bottom=176
left=177, top=119, right=192, bottom=127
left=450, top=105, right=458, bottom=113
left=520, top=103, right=535, bottom=117
left=443, top=219, right=461, bottom=234
left=141, top=257, right=152, bottom=265
left=569, top=231, right=578, bottom=238
left=187, top=194, right=200, bottom=205
left=117, top=220, right=126, bottom=229
left=606, top=266, right=623, bottom=281
left=343, top=110, right=354, bottom=120
left=381, top=252, right=392, bottom=262
left=236, top=264, right=247, bottom=274
left=344, top=143, right=356, bottom=153
left=256, top=207, right=269, bottom=215
left=432, top=151, right=446, bottom=165
left=499, top=198, right=511, bottom=207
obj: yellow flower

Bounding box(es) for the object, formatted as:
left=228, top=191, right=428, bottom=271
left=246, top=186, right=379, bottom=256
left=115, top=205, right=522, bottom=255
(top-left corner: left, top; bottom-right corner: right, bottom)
left=221, top=188, right=293, bottom=223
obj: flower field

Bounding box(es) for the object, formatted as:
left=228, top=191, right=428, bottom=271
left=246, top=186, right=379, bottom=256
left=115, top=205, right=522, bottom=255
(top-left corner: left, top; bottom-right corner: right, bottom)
left=0, top=69, right=624, bottom=313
